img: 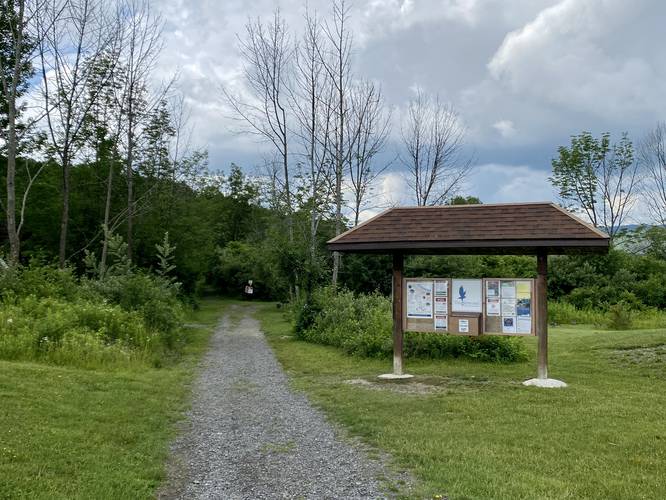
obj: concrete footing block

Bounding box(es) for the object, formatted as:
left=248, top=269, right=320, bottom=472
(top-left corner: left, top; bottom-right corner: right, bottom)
left=522, top=378, right=567, bottom=388
left=377, top=373, right=415, bottom=380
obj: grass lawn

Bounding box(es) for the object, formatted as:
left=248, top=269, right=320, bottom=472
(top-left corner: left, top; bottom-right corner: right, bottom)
left=0, top=297, right=226, bottom=500
left=255, top=302, right=666, bottom=500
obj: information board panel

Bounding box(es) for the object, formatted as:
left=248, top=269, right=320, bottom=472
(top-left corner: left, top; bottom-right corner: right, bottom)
left=403, top=278, right=450, bottom=333
left=406, top=281, right=434, bottom=318
left=483, top=278, right=535, bottom=336
left=402, top=277, right=536, bottom=337
left=451, top=279, right=483, bottom=313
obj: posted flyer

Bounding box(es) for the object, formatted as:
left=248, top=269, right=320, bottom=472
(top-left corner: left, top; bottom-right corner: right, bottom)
left=502, top=316, right=517, bottom=334
left=501, top=280, right=516, bottom=299
left=501, top=298, right=516, bottom=316
left=434, top=280, right=448, bottom=297
left=434, top=296, right=448, bottom=314
left=486, top=280, right=500, bottom=298
left=486, top=298, right=501, bottom=316
left=517, top=317, right=532, bottom=334
left=516, top=298, right=531, bottom=317
left=516, top=281, right=531, bottom=299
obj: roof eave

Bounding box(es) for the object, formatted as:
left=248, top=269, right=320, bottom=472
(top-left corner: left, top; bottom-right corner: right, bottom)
left=327, top=238, right=610, bottom=255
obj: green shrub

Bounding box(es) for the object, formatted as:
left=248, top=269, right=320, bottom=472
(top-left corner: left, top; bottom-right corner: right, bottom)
left=0, top=264, right=81, bottom=302
left=0, top=259, right=187, bottom=368
left=295, top=287, right=527, bottom=362
left=607, top=302, right=633, bottom=330
left=0, top=297, right=155, bottom=368
left=84, top=273, right=184, bottom=346
left=548, top=301, right=606, bottom=326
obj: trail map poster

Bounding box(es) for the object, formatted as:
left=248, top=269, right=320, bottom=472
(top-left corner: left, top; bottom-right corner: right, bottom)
left=406, top=281, right=434, bottom=318
left=452, top=279, right=482, bottom=313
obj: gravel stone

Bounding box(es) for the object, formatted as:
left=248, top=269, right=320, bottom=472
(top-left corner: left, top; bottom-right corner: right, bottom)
left=159, top=305, right=398, bottom=499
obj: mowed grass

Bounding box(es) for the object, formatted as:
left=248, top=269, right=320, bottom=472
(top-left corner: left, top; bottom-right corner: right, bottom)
left=0, top=297, right=226, bottom=500
left=255, top=303, right=666, bottom=499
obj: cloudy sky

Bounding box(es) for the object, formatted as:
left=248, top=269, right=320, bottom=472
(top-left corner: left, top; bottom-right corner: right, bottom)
left=154, top=0, right=665, bottom=220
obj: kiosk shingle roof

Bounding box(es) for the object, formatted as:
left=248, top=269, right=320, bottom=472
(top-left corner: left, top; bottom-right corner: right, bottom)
left=327, top=202, right=609, bottom=255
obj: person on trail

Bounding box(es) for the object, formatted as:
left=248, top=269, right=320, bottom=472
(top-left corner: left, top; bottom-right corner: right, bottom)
left=243, top=280, right=254, bottom=300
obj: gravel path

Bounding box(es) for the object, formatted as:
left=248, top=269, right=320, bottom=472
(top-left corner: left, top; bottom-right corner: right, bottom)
left=159, top=305, right=394, bottom=500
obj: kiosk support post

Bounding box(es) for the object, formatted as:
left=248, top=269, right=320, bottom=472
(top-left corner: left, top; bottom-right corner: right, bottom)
left=536, top=252, right=548, bottom=379
left=523, top=251, right=566, bottom=387
left=378, top=252, right=413, bottom=379
left=392, top=253, right=404, bottom=375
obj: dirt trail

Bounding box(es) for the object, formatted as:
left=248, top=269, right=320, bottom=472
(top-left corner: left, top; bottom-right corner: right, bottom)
left=159, top=304, right=392, bottom=499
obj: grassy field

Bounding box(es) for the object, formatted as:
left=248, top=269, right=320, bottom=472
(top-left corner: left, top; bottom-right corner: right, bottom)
left=0, top=297, right=226, bottom=500
left=255, top=302, right=666, bottom=500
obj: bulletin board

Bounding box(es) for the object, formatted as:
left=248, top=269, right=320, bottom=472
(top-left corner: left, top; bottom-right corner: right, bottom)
left=483, top=278, right=535, bottom=336
left=403, top=278, right=451, bottom=333
left=402, top=277, right=536, bottom=337
left=403, top=278, right=482, bottom=336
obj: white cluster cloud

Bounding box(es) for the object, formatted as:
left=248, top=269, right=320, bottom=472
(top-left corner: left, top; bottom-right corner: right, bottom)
left=147, top=0, right=665, bottom=217
left=492, top=120, right=517, bottom=139
left=488, top=0, right=666, bottom=122
left=464, top=163, right=554, bottom=204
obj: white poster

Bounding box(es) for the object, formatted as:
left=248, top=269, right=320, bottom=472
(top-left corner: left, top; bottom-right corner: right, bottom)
left=458, top=318, right=469, bottom=333
left=486, top=298, right=501, bottom=316
left=501, top=281, right=516, bottom=299
left=434, top=280, right=448, bottom=297
left=435, top=315, right=448, bottom=330
left=501, top=298, right=516, bottom=317
left=406, top=281, right=433, bottom=318
left=486, top=280, right=500, bottom=298
left=502, top=316, right=517, bottom=334
left=452, top=279, right=483, bottom=313
left=516, top=317, right=532, bottom=334
left=434, top=296, right=448, bottom=314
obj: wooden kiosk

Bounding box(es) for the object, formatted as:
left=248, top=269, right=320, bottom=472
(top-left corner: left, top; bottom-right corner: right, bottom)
left=327, top=202, right=610, bottom=387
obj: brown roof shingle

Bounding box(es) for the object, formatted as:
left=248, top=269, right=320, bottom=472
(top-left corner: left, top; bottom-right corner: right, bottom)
left=327, top=202, right=609, bottom=255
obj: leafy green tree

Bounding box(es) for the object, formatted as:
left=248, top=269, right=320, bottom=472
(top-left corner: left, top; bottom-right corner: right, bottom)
left=448, top=195, right=481, bottom=205
left=550, top=132, right=639, bottom=240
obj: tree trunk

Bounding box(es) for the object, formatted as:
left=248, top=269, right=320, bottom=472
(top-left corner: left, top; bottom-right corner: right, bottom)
left=126, top=114, right=134, bottom=262
left=5, top=0, right=26, bottom=266
left=6, top=107, right=19, bottom=265
left=58, top=152, right=70, bottom=268
left=99, top=158, right=114, bottom=277
left=332, top=54, right=345, bottom=288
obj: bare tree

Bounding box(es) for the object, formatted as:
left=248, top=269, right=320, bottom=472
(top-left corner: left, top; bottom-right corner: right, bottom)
left=346, top=80, right=390, bottom=225
left=79, top=39, right=128, bottom=277
left=639, top=122, right=666, bottom=226
left=222, top=10, right=294, bottom=232
left=401, top=89, right=471, bottom=206
left=0, top=0, right=56, bottom=264
left=117, top=0, right=164, bottom=261
left=0, top=0, right=32, bottom=265
left=38, top=0, right=118, bottom=267
left=291, top=7, right=335, bottom=267
left=320, top=0, right=353, bottom=287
